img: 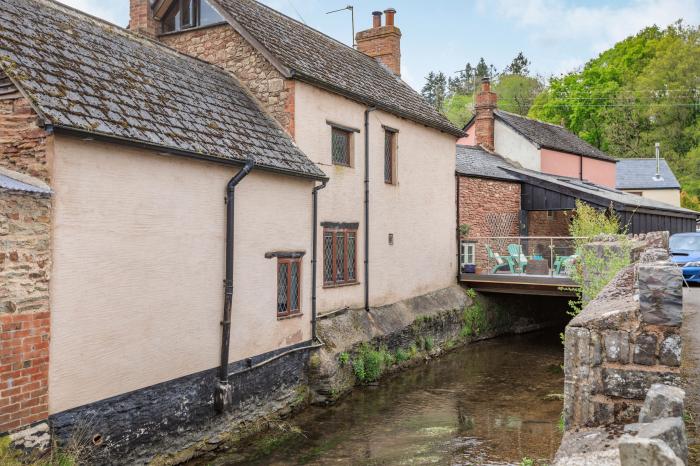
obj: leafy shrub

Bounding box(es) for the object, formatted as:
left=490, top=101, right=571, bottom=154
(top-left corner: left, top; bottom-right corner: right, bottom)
left=423, top=336, right=434, bottom=351
left=338, top=352, right=350, bottom=366
left=352, top=344, right=395, bottom=383
left=395, top=348, right=410, bottom=362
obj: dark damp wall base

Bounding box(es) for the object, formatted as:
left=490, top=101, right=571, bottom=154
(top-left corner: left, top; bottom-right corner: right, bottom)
left=49, top=341, right=313, bottom=466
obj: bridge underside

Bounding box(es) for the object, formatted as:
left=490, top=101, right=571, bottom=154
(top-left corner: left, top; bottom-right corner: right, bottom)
left=460, top=273, right=578, bottom=297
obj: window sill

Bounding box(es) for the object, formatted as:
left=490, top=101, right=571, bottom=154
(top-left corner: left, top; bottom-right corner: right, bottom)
left=323, top=281, right=360, bottom=289
left=277, top=312, right=303, bottom=321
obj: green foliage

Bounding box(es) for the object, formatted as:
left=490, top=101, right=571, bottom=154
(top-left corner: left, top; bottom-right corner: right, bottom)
left=461, top=301, right=488, bottom=338
left=520, top=458, right=535, bottom=466
left=494, top=74, right=544, bottom=116
left=505, top=52, right=531, bottom=75
left=421, top=71, right=448, bottom=111
left=557, top=412, right=565, bottom=433
left=338, top=352, right=350, bottom=366
left=423, top=336, right=434, bottom=352
left=443, top=94, right=474, bottom=128
left=529, top=22, right=700, bottom=202
left=0, top=436, right=80, bottom=466
left=351, top=344, right=395, bottom=384
left=459, top=223, right=472, bottom=237
left=465, top=287, right=477, bottom=299
left=395, top=348, right=410, bottom=363
left=566, top=201, right=631, bottom=316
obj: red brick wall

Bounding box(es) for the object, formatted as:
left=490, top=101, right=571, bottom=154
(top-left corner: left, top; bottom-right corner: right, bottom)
left=528, top=210, right=572, bottom=237
left=356, top=25, right=402, bottom=76
left=128, top=0, right=159, bottom=37
left=458, top=176, right=521, bottom=270
left=159, top=25, right=295, bottom=136
left=0, top=96, right=52, bottom=434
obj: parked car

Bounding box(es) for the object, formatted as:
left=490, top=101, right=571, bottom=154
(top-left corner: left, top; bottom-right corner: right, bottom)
left=670, top=232, right=700, bottom=283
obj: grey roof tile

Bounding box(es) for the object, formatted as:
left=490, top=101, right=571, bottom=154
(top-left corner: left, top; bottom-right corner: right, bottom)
left=455, top=145, right=519, bottom=181
left=210, top=0, right=463, bottom=137
left=494, top=110, right=616, bottom=162
left=0, top=0, right=325, bottom=180
left=616, top=159, right=681, bottom=190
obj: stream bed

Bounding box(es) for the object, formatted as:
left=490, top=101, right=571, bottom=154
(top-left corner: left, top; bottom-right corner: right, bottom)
left=197, top=331, right=564, bottom=465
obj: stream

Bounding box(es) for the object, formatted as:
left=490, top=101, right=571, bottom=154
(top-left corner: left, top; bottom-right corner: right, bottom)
left=197, top=331, right=564, bottom=465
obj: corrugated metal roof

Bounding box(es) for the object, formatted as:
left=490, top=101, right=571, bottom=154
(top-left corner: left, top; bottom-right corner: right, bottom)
left=0, top=0, right=326, bottom=180
left=616, top=159, right=681, bottom=190
left=0, top=173, right=51, bottom=194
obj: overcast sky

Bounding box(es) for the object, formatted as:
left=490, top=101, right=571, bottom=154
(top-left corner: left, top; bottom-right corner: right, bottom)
left=57, top=0, right=699, bottom=90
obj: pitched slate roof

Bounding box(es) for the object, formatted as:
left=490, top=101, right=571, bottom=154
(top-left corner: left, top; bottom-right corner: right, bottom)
left=455, top=145, right=519, bottom=181
left=616, top=159, right=681, bottom=190
left=0, top=0, right=325, bottom=180
left=504, top=166, right=695, bottom=216
left=462, top=110, right=616, bottom=162
left=209, top=0, right=463, bottom=138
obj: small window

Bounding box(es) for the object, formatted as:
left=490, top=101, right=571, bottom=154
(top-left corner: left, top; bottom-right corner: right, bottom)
left=384, top=129, right=397, bottom=184
left=331, top=128, right=351, bottom=166
left=277, top=258, right=301, bottom=317
left=323, top=227, right=357, bottom=286
left=460, top=242, right=475, bottom=266
left=162, top=0, right=223, bottom=33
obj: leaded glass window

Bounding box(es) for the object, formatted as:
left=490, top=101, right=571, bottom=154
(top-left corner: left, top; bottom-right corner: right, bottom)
left=277, top=258, right=301, bottom=317
left=323, top=227, right=358, bottom=286
left=331, top=128, right=351, bottom=166
left=384, top=129, right=396, bottom=184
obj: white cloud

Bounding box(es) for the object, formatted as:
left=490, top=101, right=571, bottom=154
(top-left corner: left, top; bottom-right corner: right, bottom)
left=55, top=0, right=128, bottom=26
left=481, top=0, right=699, bottom=55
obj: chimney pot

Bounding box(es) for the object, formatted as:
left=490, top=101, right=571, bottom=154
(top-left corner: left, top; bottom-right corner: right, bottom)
left=481, top=77, right=491, bottom=92
left=384, top=8, right=396, bottom=26
left=372, top=11, right=383, bottom=28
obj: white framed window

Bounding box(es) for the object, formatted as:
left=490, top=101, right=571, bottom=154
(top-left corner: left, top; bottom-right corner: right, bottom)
left=460, top=242, right=475, bottom=266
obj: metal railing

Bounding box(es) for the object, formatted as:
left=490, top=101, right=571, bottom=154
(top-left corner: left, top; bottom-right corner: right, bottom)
left=460, top=236, right=586, bottom=277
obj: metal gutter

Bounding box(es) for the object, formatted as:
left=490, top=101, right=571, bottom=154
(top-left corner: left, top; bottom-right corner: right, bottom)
left=215, top=159, right=254, bottom=413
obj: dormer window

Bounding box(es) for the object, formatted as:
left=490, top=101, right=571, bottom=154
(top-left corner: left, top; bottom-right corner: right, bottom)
left=162, top=0, right=223, bottom=34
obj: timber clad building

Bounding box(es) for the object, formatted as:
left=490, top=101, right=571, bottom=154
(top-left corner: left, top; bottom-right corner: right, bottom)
left=0, top=0, right=461, bottom=461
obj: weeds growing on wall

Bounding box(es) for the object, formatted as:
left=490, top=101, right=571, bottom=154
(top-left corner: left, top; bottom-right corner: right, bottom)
left=565, top=201, right=631, bottom=317
left=0, top=436, right=81, bottom=466
left=352, top=344, right=395, bottom=383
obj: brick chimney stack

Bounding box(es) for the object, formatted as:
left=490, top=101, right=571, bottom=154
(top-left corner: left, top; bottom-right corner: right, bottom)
left=474, top=77, right=498, bottom=151
left=356, top=8, right=402, bottom=76
left=128, top=0, right=159, bottom=37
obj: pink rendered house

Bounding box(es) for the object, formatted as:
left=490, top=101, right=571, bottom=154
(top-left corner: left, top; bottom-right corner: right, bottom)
left=460, top=79, right=617, bottom=188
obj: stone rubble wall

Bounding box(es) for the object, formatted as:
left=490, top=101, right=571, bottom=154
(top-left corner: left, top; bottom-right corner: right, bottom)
left=555, top=383, right=688, bottom=465
left=563, top=232, right=683, bottom=428
left=0, top=95, right=53, bottom=441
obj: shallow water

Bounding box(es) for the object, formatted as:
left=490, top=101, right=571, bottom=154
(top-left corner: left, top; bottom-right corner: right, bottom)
left=204, top=331, right=564, bottom=466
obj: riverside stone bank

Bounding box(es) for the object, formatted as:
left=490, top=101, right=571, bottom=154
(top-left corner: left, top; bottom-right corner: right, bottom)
left=557, top=232, right=689, bottom=465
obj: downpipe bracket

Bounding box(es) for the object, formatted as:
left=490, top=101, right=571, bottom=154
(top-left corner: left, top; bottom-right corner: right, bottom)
left=214, top=381, right=233, bottom=413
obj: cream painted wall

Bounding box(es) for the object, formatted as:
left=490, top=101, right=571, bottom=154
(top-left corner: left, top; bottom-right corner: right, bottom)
left=622, top=188, right=681, bottom=207
left=493, top=119, right=540, bottom=171
left=49, top=135, right=313, bottom=413
left=293, top=82, right=457, bottom=312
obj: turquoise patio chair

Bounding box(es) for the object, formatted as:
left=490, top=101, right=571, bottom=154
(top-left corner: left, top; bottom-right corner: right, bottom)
left=485, top=245, right=516, bottom=274
left=554, top=253, right=580, bottom=275
left=507, top=244, right=528, bottom=273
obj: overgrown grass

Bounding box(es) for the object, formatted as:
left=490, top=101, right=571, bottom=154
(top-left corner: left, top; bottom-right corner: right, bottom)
left=565, top=201, right=631, bottom=317
left=0, top=436, right=81, bottom=466
left=352, top=344, right=395, bottom=383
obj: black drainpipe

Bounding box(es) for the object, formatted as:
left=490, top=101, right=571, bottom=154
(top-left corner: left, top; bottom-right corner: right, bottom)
left=311, top=180, right=328, bottom=341
left=364, top=107, right=376, bottom=312
left=215, top=159, right=254, bottom=414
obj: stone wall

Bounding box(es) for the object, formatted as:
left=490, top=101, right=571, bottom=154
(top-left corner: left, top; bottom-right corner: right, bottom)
left=0, top=188, right=51, bottom=435
left=0, top=98, right=52, bottom=183
left=0, top=94, right=52, bottom=438
left=159, top=25, right=295, bottom=136
left=563, top=233, right=683, bottom=428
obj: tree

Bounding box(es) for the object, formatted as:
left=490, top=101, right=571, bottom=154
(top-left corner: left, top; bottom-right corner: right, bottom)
left=529, top=22, right=700, bottom=205
left=494, top=74, right=544, bottom=116
left=421, top=71, right=448, bottom=111
left=504, top=52, right=530, bottom=76
left=475, top=57, right=496, bottom=81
